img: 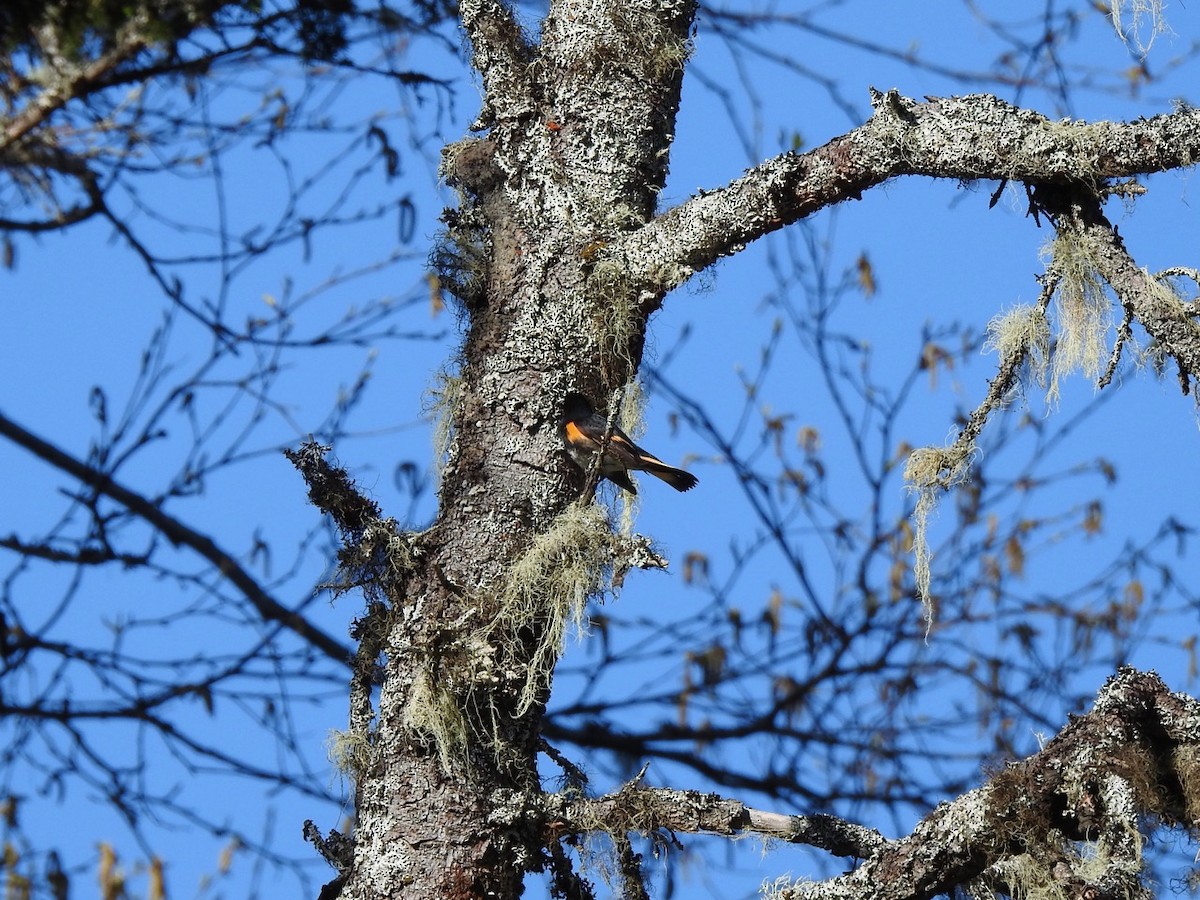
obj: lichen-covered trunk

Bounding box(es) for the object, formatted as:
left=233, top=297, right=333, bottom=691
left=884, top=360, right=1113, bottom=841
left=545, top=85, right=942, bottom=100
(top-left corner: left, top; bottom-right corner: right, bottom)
left=337, top=1, right=698, bottom=897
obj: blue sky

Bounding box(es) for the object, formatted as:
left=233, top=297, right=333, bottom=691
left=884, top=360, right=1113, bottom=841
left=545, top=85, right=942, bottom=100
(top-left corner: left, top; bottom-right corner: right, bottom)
left=3, top=2, right=1200, bottom=897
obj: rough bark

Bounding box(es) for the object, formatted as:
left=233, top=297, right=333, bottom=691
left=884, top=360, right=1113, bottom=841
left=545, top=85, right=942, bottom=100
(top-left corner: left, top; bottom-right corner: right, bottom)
left=288, top=4, right=1200, bottom=898
left=304, top=1, right=702, bottom=897
left=619, top=91, right=1200, bottom=304
left=523, top=669, right=1199, bottom=900
left=771, top=667, right=1199, bottom=900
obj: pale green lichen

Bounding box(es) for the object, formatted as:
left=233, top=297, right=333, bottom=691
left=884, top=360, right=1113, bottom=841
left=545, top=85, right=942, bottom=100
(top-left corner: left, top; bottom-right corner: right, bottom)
left=985, top=305, right=1051, bottom=388
left=904, top=446, right=974, bottom=627
left=424, top=370, right=463, bottom=472
left=402, top=665, right=473, bottom=774
left=490, top=503, right=615, bottom=715
left=326, top=728, right=375, bottom=782
left=588, top=259, right=642, bottom=385
left=1043, top=233, right=1112, bottom=404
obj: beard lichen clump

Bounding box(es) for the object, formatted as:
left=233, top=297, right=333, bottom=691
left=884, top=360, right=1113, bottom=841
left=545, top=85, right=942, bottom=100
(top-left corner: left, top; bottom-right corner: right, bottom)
left=326, top=728, right=376, bottom=783
left=1044, top=232, right=1112, bottom=403
left=903, top=445, right=973, bottom=626
left=587, top=258, right=643, bottom=385
left=401, top=503, right=625, bottom=773
left=492, top=502, right=618, bottom=716
left=424, top=370, right=464, bottom=474
left=985, top=304, right=1051, bottom=388
left=403, top=664, right=474, bottom=775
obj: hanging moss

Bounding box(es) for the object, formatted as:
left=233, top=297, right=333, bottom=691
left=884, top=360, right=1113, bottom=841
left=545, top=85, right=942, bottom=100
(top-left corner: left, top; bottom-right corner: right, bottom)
left=489, top=503, right=616, bottom=717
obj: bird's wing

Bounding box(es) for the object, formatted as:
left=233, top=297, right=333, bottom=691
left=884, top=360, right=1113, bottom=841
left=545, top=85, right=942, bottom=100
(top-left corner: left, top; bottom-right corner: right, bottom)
left=603, top=430, right=656, bottom=468
left=565, top=420, right=644, bottom=467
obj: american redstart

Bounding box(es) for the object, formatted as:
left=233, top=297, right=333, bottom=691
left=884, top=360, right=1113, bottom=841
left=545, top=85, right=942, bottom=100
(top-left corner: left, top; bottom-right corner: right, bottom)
left=561, top=392, right=698, bottom=494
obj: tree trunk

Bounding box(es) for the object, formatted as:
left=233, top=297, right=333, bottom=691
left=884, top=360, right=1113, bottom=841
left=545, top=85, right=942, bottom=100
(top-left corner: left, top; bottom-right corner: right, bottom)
left=323, top=2, right=700, bottom=896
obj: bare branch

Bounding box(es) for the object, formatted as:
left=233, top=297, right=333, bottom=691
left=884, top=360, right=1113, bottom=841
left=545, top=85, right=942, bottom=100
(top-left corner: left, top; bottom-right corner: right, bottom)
left=536, top=782, right=888, bottom=859
left=460, top=0, right=535, bottom=125
left=0, top=410, right=352, bottom=665
left=772, top=668, right=1195, bottom=900
left=620, top=92, right=1200, bottom=303
left=0, top=32, right=147, bottom=152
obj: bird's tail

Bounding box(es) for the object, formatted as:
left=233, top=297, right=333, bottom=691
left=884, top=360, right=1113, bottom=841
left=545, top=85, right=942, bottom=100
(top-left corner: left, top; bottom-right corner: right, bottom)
left=643, top=460, right=698, bottom=492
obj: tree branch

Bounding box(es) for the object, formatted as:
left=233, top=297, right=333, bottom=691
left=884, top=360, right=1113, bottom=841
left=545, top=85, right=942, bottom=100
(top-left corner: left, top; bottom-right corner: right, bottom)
left=1033, top=183, right=1200, bottom=380
left=0, top=410, right=352, bottom=665
left=534, top=782, right=888, bottom=859
left=0, top=32, right=147, bottom=152
left=460, top=0, right=535, bottom=126
left=772, top=667, right=1194, bottom=900
left=529, top=669, right=1198, bottom=900
left=619, top=91, right=1200, bottom=304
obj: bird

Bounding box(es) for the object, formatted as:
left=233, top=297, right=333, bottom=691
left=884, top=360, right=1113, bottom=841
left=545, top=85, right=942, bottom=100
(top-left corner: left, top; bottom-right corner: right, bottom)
left=560, top=392, right=698, bottom=494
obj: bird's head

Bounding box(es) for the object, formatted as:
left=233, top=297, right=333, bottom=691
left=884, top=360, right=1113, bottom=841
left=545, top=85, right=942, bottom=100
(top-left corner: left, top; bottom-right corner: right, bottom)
left=561, top=392, right=595, bottom=424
